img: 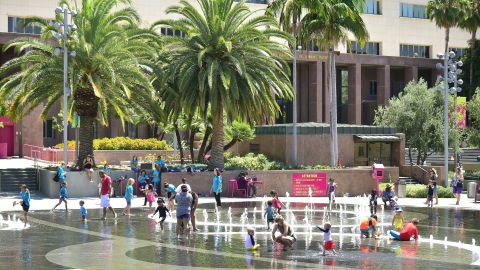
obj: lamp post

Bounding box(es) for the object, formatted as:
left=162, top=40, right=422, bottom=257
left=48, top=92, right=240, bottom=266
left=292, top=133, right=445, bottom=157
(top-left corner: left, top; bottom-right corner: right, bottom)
left=292, top=45, right=301, bottom=167
left=450, top=59, right=463, bottom=166
left=436, top=51, right=462, bottom=187
left=53, top=7, right=77, bottom=166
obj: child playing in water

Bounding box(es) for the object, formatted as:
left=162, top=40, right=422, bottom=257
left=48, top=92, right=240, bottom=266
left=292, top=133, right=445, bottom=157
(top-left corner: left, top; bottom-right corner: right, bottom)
left=264, top=200, right=275, bottom=230
left=369, top=189, right=378, bottom=215
left=79, top=200, right=87, bottom=221
left=327, top=178, right=338, bottom=205
left=245, top=227, right=260, bottom=250
left=13, top=184, right=30, bottom=227
left=153, top=198, right=170, bottom=230
left=427, top=180, right=434, bottom=207
left=145, top=184, right=156, bottom=209
left=164, top=182, right=176, bottom=213
left=360, top=214, right=378, bottom=238
left=52, top=182, right=68, bottom=212
left=391, top=207, right=404, bottom=231
left=317, top=222, right=337, bottom=256
left=270, top=190, right=286, bottom=214
left=123, top=178, right=135, bottom=216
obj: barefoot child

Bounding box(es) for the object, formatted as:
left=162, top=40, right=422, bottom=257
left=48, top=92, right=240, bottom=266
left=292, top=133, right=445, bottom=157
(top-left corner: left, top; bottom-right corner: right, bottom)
left=317, top=222, right=337, bottom=256
left=153, top=198, right=170, bottom=230
left=13, top=184, right=30, bottom=227
left=52, top=182, right=68, bottom=211
left=264, top=200, right=275, bottom=230
left=327, top=178, right=337, bottom=205
left=270, top=191, right=286, bottom=215
left=427, top=180, right=435, bottom=207
left=245, top=227, right=260, bottom=250
left=123, top=178, right=135, bottom=216
left=164, top=182, right=176, bottom=212
left=79, top=200, right=87, bottom=221
left=391, top=207, right=404, bottom=231
left=145, top=184, right=156, bottom=209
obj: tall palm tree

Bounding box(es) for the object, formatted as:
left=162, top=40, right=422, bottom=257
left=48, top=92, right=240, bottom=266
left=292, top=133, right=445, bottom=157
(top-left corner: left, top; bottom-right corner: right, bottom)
left=300, top=0, right=368, bottom=167
left=0, top=0, right=157, bottom=166
left=427, top=0, right=469, bottom=53
left=459, top=0, right=480, bottom=85
left=154, top=0, right=294, bottom=169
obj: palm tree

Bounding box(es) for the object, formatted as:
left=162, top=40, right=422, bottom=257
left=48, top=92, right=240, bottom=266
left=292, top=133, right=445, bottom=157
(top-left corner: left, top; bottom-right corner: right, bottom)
left=154, top=0, right=294, bottom=169
left=300, top=0, right=368, bottom=166
left=0, top=0, right=157, bottom=167
left=427, top=0, right=469, bottom=53
left=459, top=0, right=480, bottom=85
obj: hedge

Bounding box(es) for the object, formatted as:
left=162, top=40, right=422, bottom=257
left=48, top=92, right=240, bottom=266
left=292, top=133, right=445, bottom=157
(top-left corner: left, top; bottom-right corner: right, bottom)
left=379, top=183, right=454, bottom=198
left=56, top=137, right=169, bottom=150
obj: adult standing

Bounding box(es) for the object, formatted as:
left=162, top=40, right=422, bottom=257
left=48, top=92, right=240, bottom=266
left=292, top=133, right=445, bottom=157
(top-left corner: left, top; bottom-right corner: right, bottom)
left=452, top=167, right=463, bottom=205
left=211, top=168, right=223, bottom=208
left=57, top=162, right=67, bottom=185
left=130, top=156, right=139, bottom=176
left=175, top=185, right=193, bottom=238
left=99, top=171, right=117, bottom=220
left=175, top=178, right=191, bottom=194
left=83, top=154, right=94, bottom=182
left=190, top=191, right=199, bottom=232
left=271, top=215, right=296, bottom=251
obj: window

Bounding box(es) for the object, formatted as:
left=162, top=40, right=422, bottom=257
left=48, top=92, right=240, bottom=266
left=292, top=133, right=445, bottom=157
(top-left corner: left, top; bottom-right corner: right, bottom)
left=363, top=0, right=382, bottom=15
left=7, top=16, right=42, bottom=34
left=450, top=48, right=467, bottom=59
left=43, top=119, right=54, bottom=138
left=370, top=80, right=378, bottom=96
left=400, top=3, right=427, bottom=19
left=159, top=27, right=186, bottom=38
left=400, top=44, right=430, bottom=58
left=349, top=41, right=381, bottom=55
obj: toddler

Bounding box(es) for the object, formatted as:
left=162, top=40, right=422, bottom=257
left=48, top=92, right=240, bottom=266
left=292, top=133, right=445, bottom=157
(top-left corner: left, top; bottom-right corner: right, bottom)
left=245, top=227, right=260, bottom=250
left=13, top=184, right=30, bottom=227
left=427, top=180, right=434, bottom=207
left=145, top=184, right=156, bottom=209
left=52, top=182, right=68, bottom=212
left=391, top=207, right=404, bottom=231
left=123, top=178, right=135, bottom=216
left=79, top=200, right=87, bottom=221
left=264, top=200, right=275, bottom=230
left=369, top=189, right=378, bottom=215
left=270, top=190, right=286, bottom=214
left=317, top=222, right=337, bottom=256
left=327, top=178, right=337, bottom=205
left=153, top=198, right=170, bottom=230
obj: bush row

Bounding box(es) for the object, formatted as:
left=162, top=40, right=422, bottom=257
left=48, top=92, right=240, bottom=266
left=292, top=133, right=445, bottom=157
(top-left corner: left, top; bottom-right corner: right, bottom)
left=55, top=137, right=169, bottom=150
left=224, top=152, right=284, bottom=170
left=379, top=183, right=454, bottom=198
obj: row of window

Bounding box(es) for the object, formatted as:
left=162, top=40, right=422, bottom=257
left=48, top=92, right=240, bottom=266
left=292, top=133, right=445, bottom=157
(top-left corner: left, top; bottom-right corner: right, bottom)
left=159, top=27, right=186, bottom=38
left=362, top=1, right=428, bottom=19
left=8, top=16, right=42, bottom=34
left=349, top=41, right=381, bottom=55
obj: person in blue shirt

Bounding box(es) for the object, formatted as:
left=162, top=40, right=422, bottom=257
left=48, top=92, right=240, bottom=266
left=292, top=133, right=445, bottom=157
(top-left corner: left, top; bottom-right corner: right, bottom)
left=156, top=155, right=165, bottom=169
left=153, top=164, right=161, bottom=196
left=57, top=162, right=67, bottom=184
left=138, top=170, right=150, bottom=206
left=164, top=182, right=176, bottom=212
left=264, top=200, right=275, bottom=230
left=211, top=168, right=223, bottom=208
left=79, top=200, right=87, bottom=221
left=122, top=178, right=135, bottom=216
left=52, top=181, right=68, bottom=212
left=103, top=164, right=112, bottom=174
left=13, top=184, right=30, bottom=227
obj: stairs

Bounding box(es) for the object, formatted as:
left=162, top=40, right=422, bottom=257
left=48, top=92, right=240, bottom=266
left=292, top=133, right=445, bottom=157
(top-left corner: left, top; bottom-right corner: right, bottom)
left=0, top=168, right=39, bottom=192
left=399, top=176, right=420, bottom=185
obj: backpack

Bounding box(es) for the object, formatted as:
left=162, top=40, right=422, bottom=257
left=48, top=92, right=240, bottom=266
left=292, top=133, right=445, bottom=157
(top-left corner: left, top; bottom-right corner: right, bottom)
left=53, top=173, right=60, bottom=182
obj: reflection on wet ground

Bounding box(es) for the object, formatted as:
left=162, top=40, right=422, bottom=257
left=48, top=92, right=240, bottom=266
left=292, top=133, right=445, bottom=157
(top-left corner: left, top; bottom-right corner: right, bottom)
left=0, top=200, right=479, bottom=269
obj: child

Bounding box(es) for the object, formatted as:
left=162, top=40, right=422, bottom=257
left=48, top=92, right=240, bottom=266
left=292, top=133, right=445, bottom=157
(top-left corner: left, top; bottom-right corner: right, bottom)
left=52, top=182, right=68, bottom=212
left=123, top=178, right=135, bottom=216
left=145, top=184, right=156, bottom=209
left=138, top=170, right=150, bottom=206
left=164, top=182, right=176, bottom=212
left=427, top=180, right=434, bottom=207
left=391, top=207, right=404, bottom=231
left=369, top=189, right=378, bottom=215
left=245, top=227, right=260, bottom=250
left=79, top=200, right=87, bottom=221
left=316, top=222, right=336, bottom=256
left=360, top=214, right=378, bottom=238
left=153, top=198, right=170, bottom=230
left=13, top=184, right=30, bottom=227
left=327, top=178, right=337, bottom=205
left=264, top=200, right=275, bottom=230
left=270, top=190, right=286, bottom=214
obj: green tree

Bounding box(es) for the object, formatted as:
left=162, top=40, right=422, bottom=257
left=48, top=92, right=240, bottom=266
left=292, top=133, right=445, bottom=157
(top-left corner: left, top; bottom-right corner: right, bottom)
left=467, top=88, right=480, bottom=146
left=374, top=80, right=444, bottom=165
left=300, top=0, right=369, bottom=166
left=155, top=0, right=293, bottom=169
left=427, top=0, right=469, bottom=53
left=459, top=0, right=480, bottom=86
left=0, top=0, right=157, bottom=166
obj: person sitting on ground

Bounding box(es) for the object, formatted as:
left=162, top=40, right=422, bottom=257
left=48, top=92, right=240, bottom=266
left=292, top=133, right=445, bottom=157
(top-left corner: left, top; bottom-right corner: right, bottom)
left=175, top=178, right=191, bottom=194
left=245, top=227, right=260, bottom=250
left=83, top=154, right=94, bottom=182
left=360, top=214, right=378, bottom=238
left=389, top=218, right=419, bottom=241
left=271, top=215, right=296, bottom=251
left=381, top=184, right=395, bottom=206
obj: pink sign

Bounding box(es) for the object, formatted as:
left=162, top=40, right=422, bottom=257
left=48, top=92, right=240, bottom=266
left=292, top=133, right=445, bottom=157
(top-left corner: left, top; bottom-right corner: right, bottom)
left=292, top=172, right=327, bottom=197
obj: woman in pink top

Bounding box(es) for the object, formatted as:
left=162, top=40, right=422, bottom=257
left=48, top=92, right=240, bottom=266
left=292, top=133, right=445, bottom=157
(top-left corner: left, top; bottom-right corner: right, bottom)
left=270, top=190, right=286, bottom=214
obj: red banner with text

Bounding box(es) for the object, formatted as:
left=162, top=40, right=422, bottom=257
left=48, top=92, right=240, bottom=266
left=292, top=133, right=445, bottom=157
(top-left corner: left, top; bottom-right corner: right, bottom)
left=292, top=172, right=327, bottom=197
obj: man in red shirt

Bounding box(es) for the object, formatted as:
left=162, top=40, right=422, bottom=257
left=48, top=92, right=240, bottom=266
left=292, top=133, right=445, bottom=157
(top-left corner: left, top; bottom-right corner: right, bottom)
left=389, top=218, right=419, bottom=241
left=99, top=171, right=117, bottom=220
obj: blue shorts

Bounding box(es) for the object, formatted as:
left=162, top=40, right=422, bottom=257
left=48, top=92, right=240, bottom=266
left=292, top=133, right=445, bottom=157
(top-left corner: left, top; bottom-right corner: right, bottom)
left=60, top=196, right=67, bottom=201
left=389, top=230, right=402, bottom=241
left=360, top=229, right=370, bottom=233
left=125, top=199, right=132, bottom=205
left=177, top=214, right=190, bottom=219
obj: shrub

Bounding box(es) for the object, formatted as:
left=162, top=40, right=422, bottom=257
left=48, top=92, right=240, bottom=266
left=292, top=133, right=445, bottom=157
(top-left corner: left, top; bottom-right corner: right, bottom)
left=55, top=137, right=169, bottom=151
left=379, top=183, right=454, bottom=198
left=224, top=152, right=284, bottom=171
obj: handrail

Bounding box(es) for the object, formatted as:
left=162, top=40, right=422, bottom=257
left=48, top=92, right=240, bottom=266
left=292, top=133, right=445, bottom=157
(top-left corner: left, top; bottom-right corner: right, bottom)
left=23, top=144, right=75, bottom=163
left=411, top=164, right=429, bottom=174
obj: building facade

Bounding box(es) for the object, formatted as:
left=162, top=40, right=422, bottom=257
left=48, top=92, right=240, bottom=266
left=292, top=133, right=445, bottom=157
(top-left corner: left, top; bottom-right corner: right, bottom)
left=0, top=0, right=474, bottom=157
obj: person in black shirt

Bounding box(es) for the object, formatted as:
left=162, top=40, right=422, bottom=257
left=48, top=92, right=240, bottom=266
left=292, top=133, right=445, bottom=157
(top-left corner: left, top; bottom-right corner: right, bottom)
left=427, top=180, right=434, bottom=207
left=153, top=198, right=170, bottom=230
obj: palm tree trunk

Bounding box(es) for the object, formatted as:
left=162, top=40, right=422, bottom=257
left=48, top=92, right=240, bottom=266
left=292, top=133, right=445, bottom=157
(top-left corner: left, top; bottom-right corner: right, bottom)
left=224, top=139, right=238, bottom=151
left=445, top=27, right=450, bottom=53
left=189, top=128, right=197, bottom=163
left=209, top=104, right=225, bottom=170
left=174, top=126, right=184, bottom=164
left=470, top=29, right=477, bottom=85
left=76, top=115, right=95, bottom=168
left=197, top=126, right=212, bottom=163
